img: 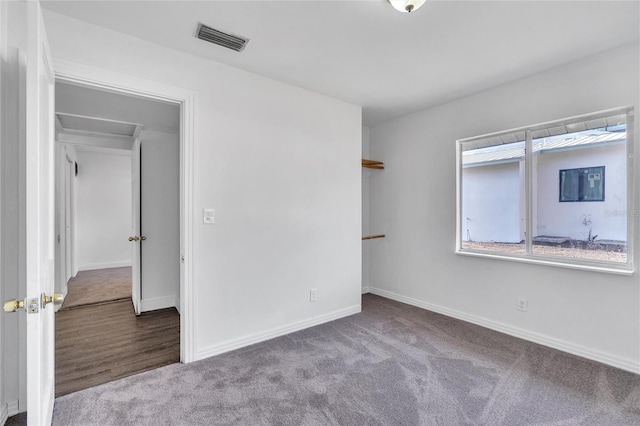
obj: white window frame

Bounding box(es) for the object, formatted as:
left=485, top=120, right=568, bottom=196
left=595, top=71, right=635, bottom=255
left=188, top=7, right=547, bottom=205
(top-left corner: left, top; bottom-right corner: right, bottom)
left=456, top=107, right=635, bottom=275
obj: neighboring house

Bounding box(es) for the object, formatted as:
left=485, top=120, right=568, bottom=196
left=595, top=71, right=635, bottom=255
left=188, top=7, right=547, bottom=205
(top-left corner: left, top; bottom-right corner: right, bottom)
left=462, top=130, right=627, bottom=244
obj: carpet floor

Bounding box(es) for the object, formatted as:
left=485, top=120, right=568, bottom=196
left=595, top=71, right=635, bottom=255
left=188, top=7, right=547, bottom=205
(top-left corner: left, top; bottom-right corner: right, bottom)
left=52, top=294, right=640, bottom=425
left=62, top=267, right=132, bottom=309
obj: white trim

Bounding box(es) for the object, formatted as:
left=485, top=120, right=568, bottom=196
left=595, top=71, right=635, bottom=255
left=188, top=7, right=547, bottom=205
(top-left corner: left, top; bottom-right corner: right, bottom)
left=0, top=4, right=5, bottom=422
left=180, top=89, right=197, bottom=364
left=361, top=285, right=370, bottom=294
left=0, top=405, right=7, bottom=426
left=457, top=106, right=632, bottom=144
left=58, top=132, right=133, bottom=151
left=72, top=143, right=132, bottom=157
left=41, top=385, right=54, bottom=426
left=525, top=129, right=533, bottom=256
left=6, top=400, right=19, bottom=417
left=196, top=305, right=361, bottom=361
left=57, top=112, right=143, bottom=128
left=625, top=109, right=635, bottom=275
left=52, top=58, right=197, bottom=364
left=77, top=260, right=132, bottom=271
left=455, top=140, right=462, bottom=252
left=456, top=250, right=633, bottom=276
left=140, top=295, right=176, bottom=312
left=368, top=287, right=640, bottom=374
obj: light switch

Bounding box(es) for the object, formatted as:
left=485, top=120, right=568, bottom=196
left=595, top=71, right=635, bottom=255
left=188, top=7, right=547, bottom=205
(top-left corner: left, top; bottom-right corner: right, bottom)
left=203, top=209, right=215, bottom=224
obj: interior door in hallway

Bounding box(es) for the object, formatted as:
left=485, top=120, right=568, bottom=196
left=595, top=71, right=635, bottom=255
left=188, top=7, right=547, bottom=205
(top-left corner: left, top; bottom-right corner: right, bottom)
left=139, top=132, right=180, bottom=312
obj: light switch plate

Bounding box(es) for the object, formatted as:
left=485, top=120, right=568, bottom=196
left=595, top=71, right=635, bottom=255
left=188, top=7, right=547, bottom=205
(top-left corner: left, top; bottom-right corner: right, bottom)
left=203, top=209, right=214, bottom=224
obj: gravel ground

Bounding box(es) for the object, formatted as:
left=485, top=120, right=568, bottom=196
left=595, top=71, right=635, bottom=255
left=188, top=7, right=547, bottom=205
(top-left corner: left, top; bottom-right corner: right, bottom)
left=461, top=241, right=627, bottom=263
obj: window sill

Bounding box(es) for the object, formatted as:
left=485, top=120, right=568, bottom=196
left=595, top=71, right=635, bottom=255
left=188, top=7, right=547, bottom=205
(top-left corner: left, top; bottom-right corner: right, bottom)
left=456, top=249, right=633, bottom=276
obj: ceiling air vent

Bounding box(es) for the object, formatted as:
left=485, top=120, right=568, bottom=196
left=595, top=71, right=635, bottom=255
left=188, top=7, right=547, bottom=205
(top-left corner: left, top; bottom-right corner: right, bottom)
left=196, top=23, right=249, bottom=52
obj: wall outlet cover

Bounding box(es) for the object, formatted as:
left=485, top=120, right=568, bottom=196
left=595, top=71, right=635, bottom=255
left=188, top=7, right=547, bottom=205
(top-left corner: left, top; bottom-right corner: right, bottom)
left=517, top=298, right=528, bottom=312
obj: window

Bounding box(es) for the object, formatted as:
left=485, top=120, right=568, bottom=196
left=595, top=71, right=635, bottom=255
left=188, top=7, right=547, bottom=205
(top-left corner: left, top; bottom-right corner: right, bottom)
left=559, top=166, right=605, bottom=202
left=457, top=108, right=633, bottom=272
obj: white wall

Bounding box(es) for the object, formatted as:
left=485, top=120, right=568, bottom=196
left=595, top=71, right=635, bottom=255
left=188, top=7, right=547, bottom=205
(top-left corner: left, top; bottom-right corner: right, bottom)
left=369, top=43, right=640, bottom=372
left=75, top=149, right=132, bottom=271
left=42, top=10, right=361, bottom=361
left=140, top=130, right=180, bottom=311
left=2, top=1, right=27, bottom=415
left=362, top=126, right=370, bottom=293
left=462, top=162, right=521, bottom=243
left=536, top=143, right=626, bottom=241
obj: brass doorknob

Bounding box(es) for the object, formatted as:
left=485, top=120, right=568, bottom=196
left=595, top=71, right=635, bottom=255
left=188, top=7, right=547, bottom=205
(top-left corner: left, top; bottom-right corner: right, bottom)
left=42, top=293, right=64, bottom=308
left=128, top=236, right=140, bottom=242
left=3, top=299, right=25, bottom=313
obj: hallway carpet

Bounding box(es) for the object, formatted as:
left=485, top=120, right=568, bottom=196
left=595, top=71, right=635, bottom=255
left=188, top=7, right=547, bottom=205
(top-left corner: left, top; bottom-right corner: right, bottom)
left=52, top=294, right=640, bottom=425
left=62, top=267, right=132, bottom=309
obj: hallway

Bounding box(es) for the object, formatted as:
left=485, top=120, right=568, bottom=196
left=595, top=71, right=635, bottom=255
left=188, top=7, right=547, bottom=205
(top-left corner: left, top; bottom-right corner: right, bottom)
left=61, top=267, right=131, bottom=309
left=55, top=268, right=180, bottom=396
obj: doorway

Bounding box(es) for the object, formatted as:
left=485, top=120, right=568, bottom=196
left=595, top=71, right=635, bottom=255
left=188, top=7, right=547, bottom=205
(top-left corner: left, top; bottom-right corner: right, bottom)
left=53, top=80, right=183, bottom=395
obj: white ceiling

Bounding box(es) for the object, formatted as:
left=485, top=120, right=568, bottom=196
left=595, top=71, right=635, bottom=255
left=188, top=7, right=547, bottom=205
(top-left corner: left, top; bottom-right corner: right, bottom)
left=41, top=1, right=640, bottom=126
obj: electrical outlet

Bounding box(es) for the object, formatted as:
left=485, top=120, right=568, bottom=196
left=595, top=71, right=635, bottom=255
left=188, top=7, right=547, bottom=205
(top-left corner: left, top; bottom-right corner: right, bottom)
left=517, top=298, right=528, bottom=312
left=310, top=288, right=317, bottom=302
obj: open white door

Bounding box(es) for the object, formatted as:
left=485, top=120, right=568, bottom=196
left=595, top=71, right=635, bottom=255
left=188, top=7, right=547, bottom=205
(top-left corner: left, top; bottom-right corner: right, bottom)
left=131, top=138, right=142, bottom=315
left=24, top=2, right=57, bottom=424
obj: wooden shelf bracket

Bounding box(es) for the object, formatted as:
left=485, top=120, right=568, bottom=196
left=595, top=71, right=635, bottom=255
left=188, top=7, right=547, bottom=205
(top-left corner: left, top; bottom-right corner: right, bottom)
left=362, top=234, right=385, bottom=241
left=362, top=159, right=384, bottom=170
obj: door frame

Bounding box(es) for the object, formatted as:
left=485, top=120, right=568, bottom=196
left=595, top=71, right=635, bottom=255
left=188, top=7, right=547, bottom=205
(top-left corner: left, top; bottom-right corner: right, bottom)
left=53, top=59, right=197, bottom=363
left=131, top=138, right=141, bottom=315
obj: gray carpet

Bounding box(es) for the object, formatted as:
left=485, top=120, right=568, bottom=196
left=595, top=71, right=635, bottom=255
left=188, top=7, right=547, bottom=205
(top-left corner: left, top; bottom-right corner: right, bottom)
left=52, top=294, right=640, bottom=425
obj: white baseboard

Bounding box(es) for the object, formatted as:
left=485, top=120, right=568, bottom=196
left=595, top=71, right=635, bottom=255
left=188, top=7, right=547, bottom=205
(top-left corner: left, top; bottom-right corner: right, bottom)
left=368, top=287, right=640, bottom=375
left=0, top=404, right=7, bottom=426
left=6, top=400, right=19, bottom=417
left=140, top=295, right=176, bottom=312
left=197, top=304, right=361, bottom=361
left=78, top=260, right=132, bottom=271
left=361, top=285, right=370, bottom=294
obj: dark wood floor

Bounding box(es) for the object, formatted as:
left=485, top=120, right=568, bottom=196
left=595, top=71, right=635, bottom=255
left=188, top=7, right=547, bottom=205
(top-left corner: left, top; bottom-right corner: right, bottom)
left=62, top=267, right=132, bottom=309
left=55, top=299, right=180, bottom=397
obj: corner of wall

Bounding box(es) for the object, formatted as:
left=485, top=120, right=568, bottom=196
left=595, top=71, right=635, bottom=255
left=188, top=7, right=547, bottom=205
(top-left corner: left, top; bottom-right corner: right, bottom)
left=369, top=286, right=640, bottom=374
left=196, top=303, right=361, bottom=361
left=5, top=400, right=18, bottom=417
left=0, top=406, right=7, bottom=426
left=361, top=126, right=371, bottom=292
left=365, top=43, right=640, bottom=370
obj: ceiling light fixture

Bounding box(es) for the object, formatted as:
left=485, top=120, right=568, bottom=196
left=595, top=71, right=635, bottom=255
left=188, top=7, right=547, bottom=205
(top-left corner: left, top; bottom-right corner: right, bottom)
left=387, top=0, right=426, bottom=13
